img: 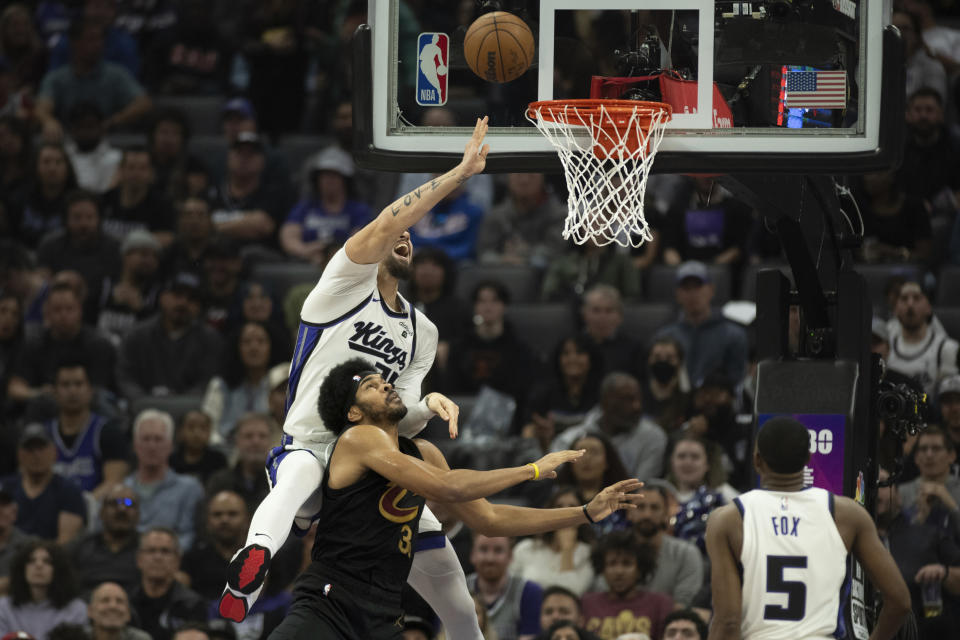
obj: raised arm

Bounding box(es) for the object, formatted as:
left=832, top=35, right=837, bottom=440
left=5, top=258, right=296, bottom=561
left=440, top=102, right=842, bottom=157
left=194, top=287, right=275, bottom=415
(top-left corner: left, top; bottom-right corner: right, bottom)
left=415, top=439, right=641, bottom=536
left=705, top=505, right=743, bottom=640
left=838, top=497, right=911, bottom=640
left=339, top=424, right=580, bottom=503
left=344, top=116, right=490, bottom=265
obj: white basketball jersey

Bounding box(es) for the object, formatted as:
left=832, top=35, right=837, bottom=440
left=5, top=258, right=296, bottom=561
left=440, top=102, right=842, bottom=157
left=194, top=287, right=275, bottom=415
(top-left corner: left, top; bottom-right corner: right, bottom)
left=736, top=488, right=849, bottom=640
left=886, top=329, right=959, bottom=397
left=282, top=248, right=438, bottom=444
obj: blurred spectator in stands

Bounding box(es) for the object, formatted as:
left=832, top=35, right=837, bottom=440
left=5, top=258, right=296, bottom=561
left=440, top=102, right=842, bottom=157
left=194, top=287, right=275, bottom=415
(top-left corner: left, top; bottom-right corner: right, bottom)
left=578, top=285, right=643, bottom=379
left=0, top=293, right=25, bottom=409
left=87, top=581, right=151, bottom=640
left=856, top=171, right=932, bottom=264
left=902, top=0, right=960, bottom=71
left=129, top=527, right=207, bottom=640
left=541, top=240, right=641, bottom=304
left=101, top=146, right=175, bottom=246
left=64, top=102, right=121, bottom=194
left=113, top=0, right=177, bottom=53
left=143, top=0, right=229, bottom=95
left=216, top=97, right=290, bottom=192
left=125, top=410, right=204, bottom=551
left=521, top=336, right=603, bottom=454
left=36, top=190, right=122, bottom=309
left=0, top=56, right=28, bottom=119
left=0, top=116, right=31, bottom=214
left=280, top=146, right=372, bottom=265
left=441, top=281, right=538, bottom=403
left=625, top=486, right=703, bottom=607
left=44, top=358, right=129, bottom=496
left=660, top=177, right=752, bottom=269
left=0, top=541, right=87, bottom=638
left=328, top=100, right=397, bottom=208
left=0, top=4, right=48, bottom=91
left=408, top=178, right=486, bottom=262
left=0, top=483, right=30, bottom=595
left=239, top=282, right=290, bottom=355
left=897, top=88, right=960, bottom=210
left=240, top=0, right=311, bottom=138
left=939, top=375, right=960, bottom=452
left=552, top=374, right=667, bottom=485
left=161, top=196, right=214, bottom=278
left=67, top=485, right=141, bottom=596
left=266, top=361, right=289, bottom=427
left=205, top=413, right=275, bottom=515
left=198, top=235, right=244, bottom=332
left=886, top=281, right=959, bottom=396
left=642, top=336, right=691, bottom=434
left=2, top=424, right=86, bottom=543
left=19, top=143, right=77, bottom=249
left=169, top=410, right=226, bottom=484
left=8, top=283, right=117, bottom=410
left=478, top=173, right=567, bottom=269
left=148, top=108, right=190, bottom=198
left=116, top=272, right=223, bottom=402
left=468, top=535, right=544, bottom=640
left=49, top=0, right=141, bottom=78
left=97, top=230, right=163, bottom=345
left=551, top=432, right=631, bottom=537
left=877, top=466, right=960, bottom=638
left=0, top=242, right=46, bottom=330
left=898, top=426, right=960, bottom=515
left=407, top=247, right=468, bottom=370
left=212, top=131, right=293, bottom=249
left=36, top=18, right=152, bottom=142
left=892, top=11, right=948, bottom=104
left=509, top=488, right=595, bottom=596
left=539, top=586, right=583, bottom=632
left=582, top=531, right=672, bottom=640
left=203, top=322, right=277, bottom=440
left=655, top=261, right=749, bottom=387
left=662, top=610, right=708, bottom=640
left=681, top=373, right=752, bottom=491
left=394, top=108, right=495, bottom=212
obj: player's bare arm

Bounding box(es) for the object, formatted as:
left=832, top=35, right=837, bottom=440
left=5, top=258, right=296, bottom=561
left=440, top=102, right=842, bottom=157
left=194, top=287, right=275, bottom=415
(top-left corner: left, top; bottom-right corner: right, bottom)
left=705, top=504, right=744, bottom=640
left=833, top=496, right=911, bottom=640
left=415, top=438, right=643, bottom=536
left=345, top=116, right=490, bottom=265
left=332, top=423, right=582, bottom=502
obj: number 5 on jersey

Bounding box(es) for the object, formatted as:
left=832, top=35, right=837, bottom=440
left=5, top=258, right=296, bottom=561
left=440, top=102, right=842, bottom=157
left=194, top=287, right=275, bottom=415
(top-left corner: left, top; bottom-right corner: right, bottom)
left=764, top=555, right=807, bottom=621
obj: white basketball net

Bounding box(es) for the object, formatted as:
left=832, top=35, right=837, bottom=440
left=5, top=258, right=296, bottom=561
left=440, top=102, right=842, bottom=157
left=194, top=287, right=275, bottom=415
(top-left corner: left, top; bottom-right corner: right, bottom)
left=526, top=102, right=671, bottom=248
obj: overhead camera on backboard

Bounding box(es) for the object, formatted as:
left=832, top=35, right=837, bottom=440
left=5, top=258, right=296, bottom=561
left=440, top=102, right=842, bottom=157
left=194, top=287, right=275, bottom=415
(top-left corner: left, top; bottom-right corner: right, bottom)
left=716, top=1, right=815, bottom=22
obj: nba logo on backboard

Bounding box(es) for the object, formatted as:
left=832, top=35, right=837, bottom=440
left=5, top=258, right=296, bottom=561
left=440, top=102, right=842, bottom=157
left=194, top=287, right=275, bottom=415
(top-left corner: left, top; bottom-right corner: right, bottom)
left=416, top=32, right=448, bottom=106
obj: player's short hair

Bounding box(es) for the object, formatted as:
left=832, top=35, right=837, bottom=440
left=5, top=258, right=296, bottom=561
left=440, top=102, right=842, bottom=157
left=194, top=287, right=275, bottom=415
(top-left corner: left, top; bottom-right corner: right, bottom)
left=319, top=358, right=380, bottom=435
left=756, top=416, right=811, bottom=474
left=663, top=609, right=709, bottom=639
left=591, top=530, right=656, bottom=582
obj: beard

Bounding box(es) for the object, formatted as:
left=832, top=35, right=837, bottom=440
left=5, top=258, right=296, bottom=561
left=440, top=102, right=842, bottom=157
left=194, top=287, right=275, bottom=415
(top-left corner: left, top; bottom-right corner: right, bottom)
left=383, top=253, right=412, bottom=280
left=634, top=519, right=663, bottom=537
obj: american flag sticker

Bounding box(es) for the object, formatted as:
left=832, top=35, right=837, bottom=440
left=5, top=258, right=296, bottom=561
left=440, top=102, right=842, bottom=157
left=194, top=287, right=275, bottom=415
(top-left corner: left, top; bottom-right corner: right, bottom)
left=784, top=70, right=847, bottom=109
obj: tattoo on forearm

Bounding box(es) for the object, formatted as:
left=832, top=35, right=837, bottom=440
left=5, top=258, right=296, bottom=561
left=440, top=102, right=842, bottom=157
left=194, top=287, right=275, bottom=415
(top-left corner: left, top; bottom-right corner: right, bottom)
left=391, top=204, right=401, bottom=216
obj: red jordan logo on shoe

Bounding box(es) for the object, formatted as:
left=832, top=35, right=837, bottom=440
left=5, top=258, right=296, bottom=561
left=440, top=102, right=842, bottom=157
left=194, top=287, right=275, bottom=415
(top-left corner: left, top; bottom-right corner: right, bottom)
left=237, top=548, right=266, bottom=589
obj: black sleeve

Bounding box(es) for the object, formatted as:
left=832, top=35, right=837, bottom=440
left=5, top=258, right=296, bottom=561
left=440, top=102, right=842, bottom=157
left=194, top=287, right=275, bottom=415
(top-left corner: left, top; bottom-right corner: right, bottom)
left=98, top=419, right=130, bottom=462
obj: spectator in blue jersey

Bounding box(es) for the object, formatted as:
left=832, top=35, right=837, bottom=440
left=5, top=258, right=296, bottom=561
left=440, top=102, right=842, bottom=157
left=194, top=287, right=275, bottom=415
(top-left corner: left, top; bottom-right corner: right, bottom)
left=125, top=410, right=204, bottom=551
left=280, top=146, right=373, bottom=266
left=408, top=176, right=486, bottom=261
left=468, top=534, right=544, bottom=640
left=35, top=18, right=152, bottom=143
left=67, top=484, right=142, bottom=597
left=45, top=358, right=129, bottom=497
left=1, top=424, right=86, bottom=544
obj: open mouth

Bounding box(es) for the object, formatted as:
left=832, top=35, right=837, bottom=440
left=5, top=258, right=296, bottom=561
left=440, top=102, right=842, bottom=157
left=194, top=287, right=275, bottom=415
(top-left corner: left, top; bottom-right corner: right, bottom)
left=393, top=243, right=410, bottom=258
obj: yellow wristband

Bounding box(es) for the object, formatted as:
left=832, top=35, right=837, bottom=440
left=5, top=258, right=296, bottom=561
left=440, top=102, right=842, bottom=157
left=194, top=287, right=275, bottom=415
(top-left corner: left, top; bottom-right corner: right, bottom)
left=527, top=463, right=540, bottom=481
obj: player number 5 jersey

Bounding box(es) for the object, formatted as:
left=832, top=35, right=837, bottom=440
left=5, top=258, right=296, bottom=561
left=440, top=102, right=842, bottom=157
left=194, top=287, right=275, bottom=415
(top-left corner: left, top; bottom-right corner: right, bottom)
left=735, top=487, right=849, bottom=640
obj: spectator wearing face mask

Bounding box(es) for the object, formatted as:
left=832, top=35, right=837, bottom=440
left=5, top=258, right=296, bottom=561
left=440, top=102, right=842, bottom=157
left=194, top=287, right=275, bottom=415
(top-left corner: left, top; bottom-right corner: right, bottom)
left=641, top=336, right=692, bottom=434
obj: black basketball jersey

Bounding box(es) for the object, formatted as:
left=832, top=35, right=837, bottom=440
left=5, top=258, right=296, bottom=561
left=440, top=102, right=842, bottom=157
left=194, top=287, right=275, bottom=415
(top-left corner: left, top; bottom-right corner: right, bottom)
left=311, top=434, right=426, bottom=593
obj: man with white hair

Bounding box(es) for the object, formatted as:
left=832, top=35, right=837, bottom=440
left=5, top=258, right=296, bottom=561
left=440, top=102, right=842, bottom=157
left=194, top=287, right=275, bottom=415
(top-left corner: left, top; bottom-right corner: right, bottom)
left=87, top=581, right=150, bottom=640
left=124, top=409, right=204, bottom=550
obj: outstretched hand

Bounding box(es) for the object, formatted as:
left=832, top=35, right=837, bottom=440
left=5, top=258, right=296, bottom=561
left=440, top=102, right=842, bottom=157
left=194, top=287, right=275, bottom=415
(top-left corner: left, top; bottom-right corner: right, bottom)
left=584, top=479, right=645, bottom=523
left=460, top=116, right=490, bottom=178
left=533, top=449, right=585, bottom=480
left=425, top=392, right=460, bottom=439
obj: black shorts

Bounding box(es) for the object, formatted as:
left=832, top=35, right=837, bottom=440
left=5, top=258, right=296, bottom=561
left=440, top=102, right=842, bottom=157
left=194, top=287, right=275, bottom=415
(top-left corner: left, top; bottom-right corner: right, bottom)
left=268, top=567, right=406, bottom=640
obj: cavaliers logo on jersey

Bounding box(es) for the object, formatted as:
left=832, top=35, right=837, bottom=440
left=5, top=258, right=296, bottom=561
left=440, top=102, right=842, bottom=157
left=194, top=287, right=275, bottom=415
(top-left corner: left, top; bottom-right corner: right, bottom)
left=378, top=481, right=420, bottom=523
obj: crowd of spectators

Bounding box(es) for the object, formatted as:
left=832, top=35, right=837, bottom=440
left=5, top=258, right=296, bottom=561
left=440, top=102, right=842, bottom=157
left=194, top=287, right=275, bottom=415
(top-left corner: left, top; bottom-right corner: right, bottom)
left=1, top=1, right=960, bottom=640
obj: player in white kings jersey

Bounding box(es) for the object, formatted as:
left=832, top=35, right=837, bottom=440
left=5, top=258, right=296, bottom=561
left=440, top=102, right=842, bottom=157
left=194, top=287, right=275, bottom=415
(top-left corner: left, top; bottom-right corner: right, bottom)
left=705, top=416, right=910, bottom=640
left=218, top=117, right=492, bottom=639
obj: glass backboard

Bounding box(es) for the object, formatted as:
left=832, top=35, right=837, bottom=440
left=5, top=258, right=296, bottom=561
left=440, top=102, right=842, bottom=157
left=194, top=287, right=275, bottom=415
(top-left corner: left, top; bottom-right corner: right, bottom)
left=354, top=1, right=902, bottom=173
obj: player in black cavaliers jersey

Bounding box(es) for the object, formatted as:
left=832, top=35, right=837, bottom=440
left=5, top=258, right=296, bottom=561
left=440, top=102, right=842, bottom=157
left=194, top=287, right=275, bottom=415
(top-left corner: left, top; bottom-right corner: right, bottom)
left=266, top=358, right=643, bottom=640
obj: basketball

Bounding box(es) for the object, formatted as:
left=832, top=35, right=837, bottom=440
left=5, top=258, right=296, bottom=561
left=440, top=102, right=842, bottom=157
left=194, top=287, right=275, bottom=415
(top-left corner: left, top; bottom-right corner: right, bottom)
left=463, top=11, right=535, bottom=83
